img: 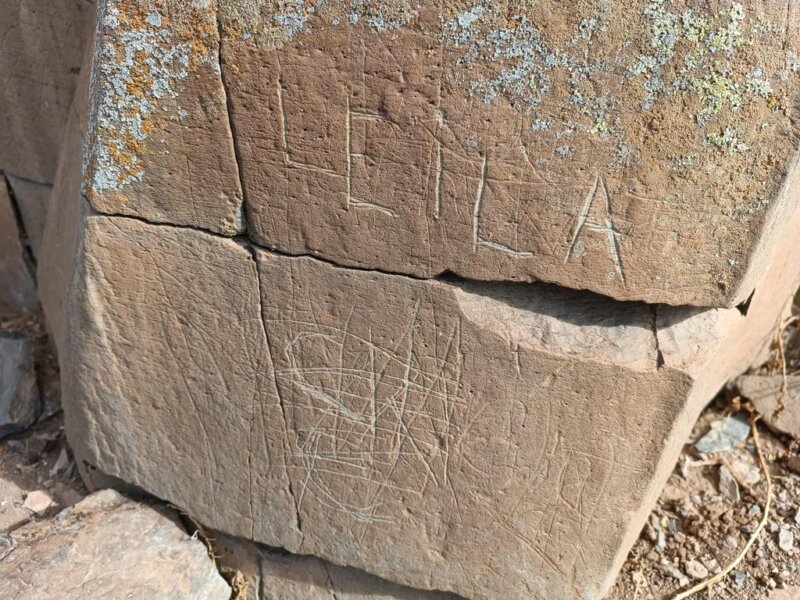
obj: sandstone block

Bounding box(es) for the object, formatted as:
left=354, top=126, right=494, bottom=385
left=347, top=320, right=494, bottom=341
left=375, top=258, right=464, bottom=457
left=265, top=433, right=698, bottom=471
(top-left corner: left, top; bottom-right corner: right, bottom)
left=0, top=333, right=40, bottom=438
left=83, top=0, right=244, bottom=234
left=38, top=33, right=93, bottom=358
left=44, top=1, right=800, bottom=598
left=84, top=0, right=800, bottom=306
left=0, top=178, right=37, bottom=317
left=0, top=489, right=231, bottom=599
left=0, top=0, right=94, bottom=182
left=57, top=193, right=800, bottom=598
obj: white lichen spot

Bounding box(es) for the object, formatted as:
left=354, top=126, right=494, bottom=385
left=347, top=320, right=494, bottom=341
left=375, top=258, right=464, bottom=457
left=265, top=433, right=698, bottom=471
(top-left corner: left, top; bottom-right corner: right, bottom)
left=348, top=0, right=415, bottom=32
left=532, top=118, right=551, bottom=131
left=456, top=6, right=483, bottom=29
left=746, top=68, right=772, bottom=97
left=787, top=52, right=800, bottom=73
left=706, top=126, right=749, bottom=154
left=556, top=146, right=574, bottom=158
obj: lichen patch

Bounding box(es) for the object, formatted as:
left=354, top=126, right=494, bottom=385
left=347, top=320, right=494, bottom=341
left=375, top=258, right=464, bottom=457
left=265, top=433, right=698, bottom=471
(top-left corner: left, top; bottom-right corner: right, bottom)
left=87, top=0, right=219, bottom=193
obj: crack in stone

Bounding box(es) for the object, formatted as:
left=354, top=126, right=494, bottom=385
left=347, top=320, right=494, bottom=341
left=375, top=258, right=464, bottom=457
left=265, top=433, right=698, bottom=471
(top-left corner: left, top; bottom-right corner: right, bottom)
left=323, top=563, right=341, bottom=600
left=84, top=204, right=671, bottom=359
left=650, top=304, right=664, bottom=370
left=245, top=241, right=304, bottom=540
left=215, top=4, right=248, bottom=234
left=2, top=173, right=38, bottom=279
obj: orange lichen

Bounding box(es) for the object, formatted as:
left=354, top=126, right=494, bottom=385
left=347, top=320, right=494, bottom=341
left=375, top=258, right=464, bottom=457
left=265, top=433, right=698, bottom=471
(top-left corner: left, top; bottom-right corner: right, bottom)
left=90, top=0, right=223, bottom=192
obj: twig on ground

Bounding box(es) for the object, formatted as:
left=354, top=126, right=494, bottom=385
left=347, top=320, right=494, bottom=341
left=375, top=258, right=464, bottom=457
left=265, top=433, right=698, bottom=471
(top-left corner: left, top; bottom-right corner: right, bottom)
left=775, top=316, right=800, bottom=415
left=672, top=413, right=773, bottom=600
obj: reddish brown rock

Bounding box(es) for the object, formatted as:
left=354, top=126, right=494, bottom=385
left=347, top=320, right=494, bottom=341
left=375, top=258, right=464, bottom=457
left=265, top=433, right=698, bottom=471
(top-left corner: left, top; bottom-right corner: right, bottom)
left=219, top=1, right=800, bottom=308
left=0, top=0, right=94, bottom=183
left=215, top=533, right=460, bottom=599
left=735, top=374, right=800, bottom=438
left=37, top=2, right=800, bottom=599
left=79, top=1, right=800, bottom=306
left=83, top=0, right=244, bottom=234
left=54, top=190, right=800, bottom=598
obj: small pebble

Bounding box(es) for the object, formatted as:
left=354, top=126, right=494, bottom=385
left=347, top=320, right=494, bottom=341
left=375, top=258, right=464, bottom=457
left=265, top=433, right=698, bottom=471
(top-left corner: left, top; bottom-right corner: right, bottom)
left=778, top=529, right=794, bottom=553
left=23, top=490, right=54, bottom=515
left=667, top=518, right=678, bottom=534
left=731, top=570, right=747, bottom=589
left=685, top=559, right=709, bottom=580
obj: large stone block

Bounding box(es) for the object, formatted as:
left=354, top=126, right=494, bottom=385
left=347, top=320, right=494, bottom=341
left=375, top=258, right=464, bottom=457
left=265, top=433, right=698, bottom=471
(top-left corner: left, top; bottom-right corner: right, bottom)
left=0, top=0, right=94, bottom=183
left=41, top=1, right=800, bottom=598
left=56, top=189, right=800, bottom=598
left=83, top=0, right=800, bottom=306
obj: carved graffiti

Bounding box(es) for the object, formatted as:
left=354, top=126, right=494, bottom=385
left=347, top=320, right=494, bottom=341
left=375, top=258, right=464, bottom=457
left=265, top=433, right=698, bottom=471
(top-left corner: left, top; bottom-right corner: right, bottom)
left=565, top=174, right=625, bottom=284
left=273, top=305, right=471, bottom=524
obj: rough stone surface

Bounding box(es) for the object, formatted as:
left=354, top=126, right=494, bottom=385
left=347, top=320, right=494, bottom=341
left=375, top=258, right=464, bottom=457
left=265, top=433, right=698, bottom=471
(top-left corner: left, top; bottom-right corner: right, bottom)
left=21, top=490, right=54, bottom=515
left=64, top=214, right=298, bottom=545
left=0, top=489, right=231, bottom=599
left=40, top=1, right=800, bottom=598
left=0, top=178, right=38, bottom=317
left=0, top=333, right=39, bottom=437
left=82, top=0, right=800, bottom=307
left=225, top=0, right=800, bottom=309
left=38, top=39, right=92, bottom=358
left=735, top=374, right=800, bottom=438
left=56, top=187, right=800, bottom=599
left=215, top=533, right=461, bottom=599
left=6, top=176, right=52, bottom=260
left=83, top=0, right=244, bottom=234
left=0, top=0, right=95, bottom=182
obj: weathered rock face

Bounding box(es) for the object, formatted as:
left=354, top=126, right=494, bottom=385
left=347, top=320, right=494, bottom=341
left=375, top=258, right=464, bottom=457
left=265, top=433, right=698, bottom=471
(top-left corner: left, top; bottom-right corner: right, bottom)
left=0, top=177, right=37, bottom=317
left=56, top=193, right=800, bottom=599
left=84, top=0, right=244, bottom=234
left=0, top=333, right=39, bottom=438
left=0, top=0, right=95, bottom=183
left=735, top=374, right=800, bottom=438
left=34, top=1, right=800, bottom=599
left=215, top=533, right=461, bottom=600
left=0, top=489, right=231, bottom=599
left=0, top=475, right=31, bottom=532
left=83, top=0, right=800, bottom=306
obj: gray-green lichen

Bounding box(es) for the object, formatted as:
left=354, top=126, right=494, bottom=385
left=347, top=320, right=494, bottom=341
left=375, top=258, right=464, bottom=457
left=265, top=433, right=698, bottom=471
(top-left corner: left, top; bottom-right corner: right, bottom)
left=705, top=126, right=749, bottom=154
